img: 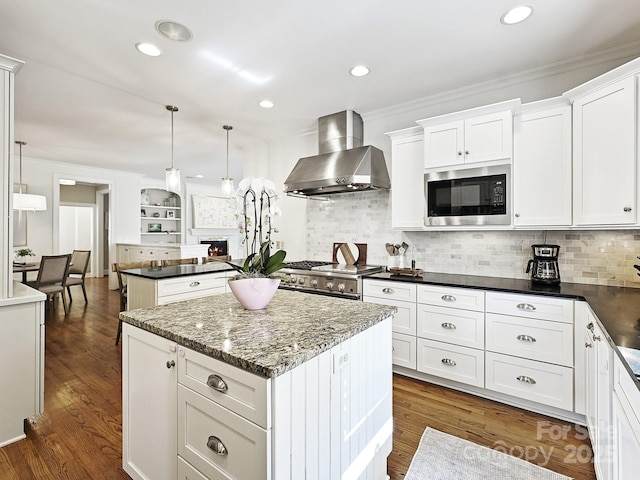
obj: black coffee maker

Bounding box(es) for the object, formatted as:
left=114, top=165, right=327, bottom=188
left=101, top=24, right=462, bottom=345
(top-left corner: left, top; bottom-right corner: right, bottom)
left=526, top=244, right=561, bottom=284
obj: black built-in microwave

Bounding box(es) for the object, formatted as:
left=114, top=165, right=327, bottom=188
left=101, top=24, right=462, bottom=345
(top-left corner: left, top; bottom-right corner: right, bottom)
left=424, top=165, right=510, bottom=226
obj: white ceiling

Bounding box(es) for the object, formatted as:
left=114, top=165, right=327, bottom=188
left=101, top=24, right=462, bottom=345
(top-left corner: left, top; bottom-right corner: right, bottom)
left=2, top=0, right=640, bottom=185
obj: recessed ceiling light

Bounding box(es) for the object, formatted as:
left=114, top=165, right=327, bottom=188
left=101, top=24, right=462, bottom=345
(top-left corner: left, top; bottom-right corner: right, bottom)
left=258, top=100, right=274, bottom=109
left=500, top=5, right=533, bottom=25
left=135, top=42, right=163, bottom=57
left=350, top=65, right=370, bottom=77
left=155, top=20, right=193, bottom=42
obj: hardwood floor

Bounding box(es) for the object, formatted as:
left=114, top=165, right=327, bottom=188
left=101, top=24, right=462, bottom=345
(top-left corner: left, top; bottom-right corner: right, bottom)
left=0, top=278, right=596, bottom=479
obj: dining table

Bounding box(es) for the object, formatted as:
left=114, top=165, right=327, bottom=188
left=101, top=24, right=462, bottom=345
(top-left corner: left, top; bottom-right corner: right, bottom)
left=13, top=262, right=40, bottom=283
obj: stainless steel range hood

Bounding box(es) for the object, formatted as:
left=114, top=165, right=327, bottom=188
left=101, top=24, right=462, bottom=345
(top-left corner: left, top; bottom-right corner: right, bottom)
left=284, top=110, right=390, bottom=196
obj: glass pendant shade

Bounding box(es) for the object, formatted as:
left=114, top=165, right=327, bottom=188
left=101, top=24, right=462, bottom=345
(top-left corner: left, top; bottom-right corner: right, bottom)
left=221, top=177, right=234, bottom=197
left=166, top=167, right=181, bottom=193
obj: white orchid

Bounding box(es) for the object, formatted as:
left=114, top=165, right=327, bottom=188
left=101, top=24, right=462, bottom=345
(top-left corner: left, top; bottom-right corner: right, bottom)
left=234, top=177, right=281, bottom=256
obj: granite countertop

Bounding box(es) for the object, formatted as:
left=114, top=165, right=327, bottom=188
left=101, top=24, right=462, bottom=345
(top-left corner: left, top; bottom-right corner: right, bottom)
left=121, top=261, right=235, bottom=280
left=370, top=271, right=640, bottom=381
left=120, top=289, right=397, bottom=378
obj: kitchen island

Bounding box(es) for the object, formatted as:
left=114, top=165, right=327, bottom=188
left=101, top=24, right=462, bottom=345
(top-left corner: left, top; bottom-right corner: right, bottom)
left=120, top=289, right=397, bottom=480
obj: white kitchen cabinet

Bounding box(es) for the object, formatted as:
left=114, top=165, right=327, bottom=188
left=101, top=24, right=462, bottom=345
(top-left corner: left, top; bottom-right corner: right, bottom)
left=123, top=317, right=393, bottom=480
left=122, top=324, right=178, bottom=480
left=570, top=75, right=637, bottom=226
left=125, top=271, right=229, bottom=310
left=364, top=279, right=417, bottom=369
left=117, top=243, right=208, bottom=264
left=583, top=314, right=613, bottom=480
left=612, top=355, right=640, bottom=480
left=513, top=99, right=572, bottom=227
left=417, top=100, right=518, bottom=169
left=140, top=188, right=182, bottom=243
left=0, top=286, right=46, bottom=447
left=386, top=126, right=425, bottom=230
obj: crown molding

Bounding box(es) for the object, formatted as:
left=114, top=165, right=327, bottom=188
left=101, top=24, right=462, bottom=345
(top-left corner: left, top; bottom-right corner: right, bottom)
left=365, top=40, right=640, bottom=123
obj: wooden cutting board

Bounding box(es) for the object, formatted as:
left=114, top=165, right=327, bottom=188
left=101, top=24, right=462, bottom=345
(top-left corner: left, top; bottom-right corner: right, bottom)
left=332, top=243, right=367, bottom=265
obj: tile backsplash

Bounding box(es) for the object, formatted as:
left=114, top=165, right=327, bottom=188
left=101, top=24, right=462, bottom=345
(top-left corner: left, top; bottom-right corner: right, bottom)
left=305, top=190, right=640, bottom=288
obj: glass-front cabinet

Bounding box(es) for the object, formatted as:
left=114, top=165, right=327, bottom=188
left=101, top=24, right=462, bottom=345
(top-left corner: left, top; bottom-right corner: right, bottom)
left=140, top=188, right=182, bottom=244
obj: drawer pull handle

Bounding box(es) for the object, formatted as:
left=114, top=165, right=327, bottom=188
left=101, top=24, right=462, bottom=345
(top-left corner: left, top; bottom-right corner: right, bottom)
left=166, top=360, right=175, bottom=369
left=441, top=295, right=456, bottom=302
left=441, top=358, right=456, bottom=366
left=516, top=303, right=536, bottom=311
left=517, top=334, right=536, bottom=343
left=207, top=374, right=228, bottom=392
left=382, top=287, right=395, bottom=294
left=586, top=322, right=594, bottom=332
left=441, top=322, right=457, bottom=330
left=516, top=375, right=536, bottom=385
left=207, top=435, right=228, bottom=456
left=190, top=281, right=201, bottom=287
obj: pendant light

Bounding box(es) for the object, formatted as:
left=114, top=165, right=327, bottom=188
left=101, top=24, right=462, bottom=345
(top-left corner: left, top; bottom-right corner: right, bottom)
left=13, top=140, right=47, bottom=211
left=165, top=105, right=181, bottom=193
left=221, top=124, right=234, bottom=197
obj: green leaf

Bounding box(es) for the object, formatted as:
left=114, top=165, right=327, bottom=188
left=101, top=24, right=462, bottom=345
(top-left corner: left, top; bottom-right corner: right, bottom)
left=264, top=249, right=287, bottom=275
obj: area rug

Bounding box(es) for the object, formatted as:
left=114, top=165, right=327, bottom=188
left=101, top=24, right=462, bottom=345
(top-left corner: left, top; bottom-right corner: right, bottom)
left=405, top=428, right=572, bottom=480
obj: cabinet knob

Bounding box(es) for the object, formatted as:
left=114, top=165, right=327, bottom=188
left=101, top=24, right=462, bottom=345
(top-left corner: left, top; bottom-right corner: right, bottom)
left=516, top=375, right=536, bottom=384
left=592, top=334, right=601, bottom=342
left=586, top=322, right=594, bottom=332
left=624, top=206, right=632, bottom=212
left=514, top=213, right=520, bottom=218
left=166, top=360, right=175, bottom=369
left=585, top=342, right=593, bottom=348
left=465, top=150, right=469, bottom=155
left=457, top=151, right=463, bottom=156
left=207, top=435, right=228, bottom=456
left=207, top=374, right=229, bottom=392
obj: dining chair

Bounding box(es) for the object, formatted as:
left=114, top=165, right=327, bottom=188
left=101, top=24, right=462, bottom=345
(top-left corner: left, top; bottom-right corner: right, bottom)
left=161, top=257, right=198, bottom=267
left=26, top=254, right=72, bottom=315
left=65, top=250, right=91, bottom=303
left=113, top=260, right=158, bottom=345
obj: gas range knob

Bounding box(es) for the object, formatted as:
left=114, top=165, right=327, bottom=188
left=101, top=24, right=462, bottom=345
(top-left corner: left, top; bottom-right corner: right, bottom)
left=311, top=279, right=318, bottom=287
left=338, top=283, right=345, bottom=293
left=326, top=282, right=334, bottom=290
left=298, top=277, right=305, bottom=285
left=288, top=275, right=296, bottom=284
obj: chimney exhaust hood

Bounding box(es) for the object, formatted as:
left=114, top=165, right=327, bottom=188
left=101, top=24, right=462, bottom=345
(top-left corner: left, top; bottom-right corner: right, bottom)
left=284, top=110, right=390, bottom=197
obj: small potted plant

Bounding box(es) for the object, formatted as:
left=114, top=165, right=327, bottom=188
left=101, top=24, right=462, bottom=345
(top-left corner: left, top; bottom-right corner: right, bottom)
left=219, top=177, right=287, bottom=309
left=14, top=248, right=35, bottom=265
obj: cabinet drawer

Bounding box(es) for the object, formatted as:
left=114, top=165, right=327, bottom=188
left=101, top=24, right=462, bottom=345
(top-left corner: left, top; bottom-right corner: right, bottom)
left=417, top=285, right=484, bottom=312
left=486, top=314, right=573, bottom=366
left=364, top=296, right=416, bottom=335
left=158, top=274, right=226, bottom=298
left=393, top=333, right=417, bottom=370
left=485, top=292, right=574, bottom=323
left=485, top=352, right=573, bottom=410
left=178, top=347, right=269, bottom=429
left=178, top=385, right=268, bottom=480
left=363, top=279, right=417, bottom=302
left=417, top=304, right=484, bottom=349
left=416, top=338, right=484, bottom=388
left=178, top=456, right=208, bottom=480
